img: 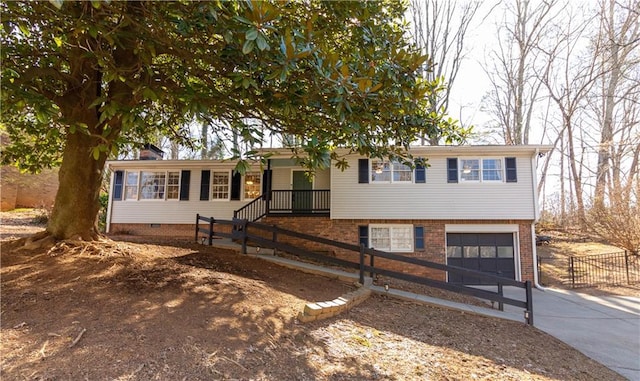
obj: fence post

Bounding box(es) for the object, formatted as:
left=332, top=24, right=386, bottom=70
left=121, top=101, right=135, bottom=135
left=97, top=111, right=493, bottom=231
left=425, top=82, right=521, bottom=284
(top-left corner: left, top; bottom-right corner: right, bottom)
left=195, top=214, right=200, bottom=243
left=625, top=251, right=630, bottom=285
left=569, top=256, right=575, bottom=288
left=525, top=280, right=534, bottom=326
left=241, top=219, right=248, bottom=254
left=369, top=253, right=375, bottom=279
left=359, top=244, right=365, bottom=285
left=498, top=283, right=504, bottom=311
left=208, top=217, right=214, bottom=246
left=272, top=228, right=278, bottom=256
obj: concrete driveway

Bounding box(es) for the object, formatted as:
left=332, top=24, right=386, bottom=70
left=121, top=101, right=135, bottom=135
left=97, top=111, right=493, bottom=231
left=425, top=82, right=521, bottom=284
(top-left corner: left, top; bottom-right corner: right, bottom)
left=500, top=287, right=640, bottom=380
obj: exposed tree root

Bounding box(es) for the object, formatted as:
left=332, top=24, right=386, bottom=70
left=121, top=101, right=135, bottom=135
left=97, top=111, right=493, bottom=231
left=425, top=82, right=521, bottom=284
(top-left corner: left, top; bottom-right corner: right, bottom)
left=47, top=239, right=133, bottom=258
left=6, top=231, right=134, bottom=258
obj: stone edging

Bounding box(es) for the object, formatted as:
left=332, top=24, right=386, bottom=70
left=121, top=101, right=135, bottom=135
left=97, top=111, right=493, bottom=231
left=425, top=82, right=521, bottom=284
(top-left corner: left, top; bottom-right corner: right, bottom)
left=297, top=286, right=372, bottom=323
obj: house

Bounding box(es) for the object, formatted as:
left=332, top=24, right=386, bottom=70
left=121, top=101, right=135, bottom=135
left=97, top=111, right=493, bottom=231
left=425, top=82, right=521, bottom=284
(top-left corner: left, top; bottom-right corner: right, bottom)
left=105, top=144, right=551, bottom=285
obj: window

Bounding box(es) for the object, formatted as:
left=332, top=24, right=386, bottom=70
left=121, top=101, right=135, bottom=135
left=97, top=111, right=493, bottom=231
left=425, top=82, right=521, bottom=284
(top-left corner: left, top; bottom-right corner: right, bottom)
left=124, top=171, right=182, bottom=200
left=140, top=171, right=166, bottom=199
left=166, top=172, right=180, bottom=199
left=482, top=159, right=503, bottom=181
left=212, top=171, right=230, bottom=200
left=459, top=158, right=504, bottom=182
left=460, top=159, right=480, bottom=181
left=125, top=172, right=139, bottom=200
left=371, top=160, right=412, bottom=183
left=244, top=172, right=261, bottom=199
left=369, top=224, right=413, bottom=252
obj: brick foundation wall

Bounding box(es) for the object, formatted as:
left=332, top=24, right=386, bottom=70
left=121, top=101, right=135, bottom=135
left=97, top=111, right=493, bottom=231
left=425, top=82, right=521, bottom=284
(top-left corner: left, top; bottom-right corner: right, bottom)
left=262, top=216, right=535, bottom=283
left=111, top=217, right=535, bottom=282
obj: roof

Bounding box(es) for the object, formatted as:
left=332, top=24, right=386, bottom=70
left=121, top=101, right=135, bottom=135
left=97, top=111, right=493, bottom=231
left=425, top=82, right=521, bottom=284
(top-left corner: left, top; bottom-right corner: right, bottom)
left=106, top=144, right=553, bottom=168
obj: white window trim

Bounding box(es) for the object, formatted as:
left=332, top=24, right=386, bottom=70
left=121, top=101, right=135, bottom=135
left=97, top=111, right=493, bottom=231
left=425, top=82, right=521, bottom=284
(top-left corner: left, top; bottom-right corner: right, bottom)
left=369, top=224, right=414, bottom=252
left=124, top=171, right=139, bottom=201
left=165, top=171, right=181, bottom=201
left=458, top=157, right=505, bottom=183
left=211, top=170, right=231, bottom=202
left=370, top=160, right=413, bottom=184
left=124, top=170, right=182, bottom=201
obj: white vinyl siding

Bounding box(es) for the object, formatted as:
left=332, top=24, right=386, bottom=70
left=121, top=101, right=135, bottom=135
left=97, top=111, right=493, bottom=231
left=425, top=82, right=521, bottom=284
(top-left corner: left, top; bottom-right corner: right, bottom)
left=110, top=166, right=252, bottom=224
left=331, top=155, right=535, bottom=220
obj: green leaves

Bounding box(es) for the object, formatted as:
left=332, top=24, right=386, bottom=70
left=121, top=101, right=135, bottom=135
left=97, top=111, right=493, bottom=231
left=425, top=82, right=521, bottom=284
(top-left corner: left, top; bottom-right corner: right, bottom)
left=1, top=0, right=466, bottom=177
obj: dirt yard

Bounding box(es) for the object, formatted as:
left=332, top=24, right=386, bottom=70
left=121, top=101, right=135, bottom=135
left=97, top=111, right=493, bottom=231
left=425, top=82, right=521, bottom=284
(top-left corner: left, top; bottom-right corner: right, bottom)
left=0, top=211, right=627, bottom=380
left=536, top=230, right=640, bottom=297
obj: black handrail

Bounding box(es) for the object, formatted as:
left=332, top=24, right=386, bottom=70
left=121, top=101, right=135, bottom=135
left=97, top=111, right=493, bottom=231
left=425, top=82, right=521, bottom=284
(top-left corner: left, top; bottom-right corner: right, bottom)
left=195, top=215, right=534, bottom=325
left=233, top=197, right=267, bottom=222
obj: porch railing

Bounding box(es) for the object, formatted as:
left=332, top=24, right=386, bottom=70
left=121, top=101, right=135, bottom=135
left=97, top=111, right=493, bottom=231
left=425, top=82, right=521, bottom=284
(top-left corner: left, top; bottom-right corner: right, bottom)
left=234, top=189, right=330, bottom=222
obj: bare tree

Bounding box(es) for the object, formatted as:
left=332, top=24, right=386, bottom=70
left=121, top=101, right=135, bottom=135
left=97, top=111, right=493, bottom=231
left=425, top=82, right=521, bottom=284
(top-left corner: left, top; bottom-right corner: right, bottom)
left=410, top=0, right=481, bottom=144
left=591, top=0, right=640, bottom=206
left=536, top=4, right=599, bottom=224
left=484, top=0, right=558, bottom=145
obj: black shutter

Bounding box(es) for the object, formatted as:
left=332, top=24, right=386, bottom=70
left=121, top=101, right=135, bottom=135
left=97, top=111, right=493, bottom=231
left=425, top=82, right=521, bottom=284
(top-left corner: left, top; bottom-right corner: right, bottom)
left=414, top=226, right=425, bottom=250
left=200, top=170, right=210, bottom=200
left=261, top=169, right=272, bottom=200
left=358, top=159, right=369, bottom=183
left=505, top=157, right=517, bottom=182
left=179, top=170, right=190, bottom=200
left=230, top=172, right=242, bottom=200
left=358, top=225, right=369, bottom=248
left=415, top=164, right=426, bottom=183
left=112, top=170, right=123, bottom=200
left=447, top=158, right=458, bottom=183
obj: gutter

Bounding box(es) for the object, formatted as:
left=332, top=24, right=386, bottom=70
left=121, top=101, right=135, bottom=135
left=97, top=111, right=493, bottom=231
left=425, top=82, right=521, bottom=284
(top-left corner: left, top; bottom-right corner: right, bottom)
left=105, top=165, right=114, bottom=234
left=531, top=148, right=545, bottom=290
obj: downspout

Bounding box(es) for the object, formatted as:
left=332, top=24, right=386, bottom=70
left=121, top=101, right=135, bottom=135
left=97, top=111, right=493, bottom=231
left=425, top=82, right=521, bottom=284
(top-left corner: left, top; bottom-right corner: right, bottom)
left=105, top=166, right=114, bottom=234
left=531, top=148, right=545, bottom=290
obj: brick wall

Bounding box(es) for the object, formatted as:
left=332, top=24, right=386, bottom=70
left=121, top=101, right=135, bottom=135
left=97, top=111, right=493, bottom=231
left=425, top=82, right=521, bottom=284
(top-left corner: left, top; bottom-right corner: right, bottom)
left=111, top=217, right=536, bottom=282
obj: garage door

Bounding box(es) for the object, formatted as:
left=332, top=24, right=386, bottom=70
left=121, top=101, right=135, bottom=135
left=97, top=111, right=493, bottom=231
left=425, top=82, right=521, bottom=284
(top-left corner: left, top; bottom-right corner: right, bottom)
left=446, top=233, right=515, bottom=284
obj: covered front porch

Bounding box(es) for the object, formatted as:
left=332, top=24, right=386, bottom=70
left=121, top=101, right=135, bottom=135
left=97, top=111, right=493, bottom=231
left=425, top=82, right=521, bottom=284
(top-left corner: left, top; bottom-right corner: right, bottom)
left=235, top=158, right=331, bottom=221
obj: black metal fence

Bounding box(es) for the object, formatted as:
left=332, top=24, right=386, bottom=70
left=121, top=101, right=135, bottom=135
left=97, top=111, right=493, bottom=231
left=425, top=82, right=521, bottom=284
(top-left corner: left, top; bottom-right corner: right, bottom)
left=195, top=215, right=535, bottom=325
left=568, top=251, right=640, bottom=288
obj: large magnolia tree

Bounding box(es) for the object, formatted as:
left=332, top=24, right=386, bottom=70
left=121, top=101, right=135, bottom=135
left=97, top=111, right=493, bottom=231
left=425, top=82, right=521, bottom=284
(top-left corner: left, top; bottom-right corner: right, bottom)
left=1, top=0, right=464, bottom=242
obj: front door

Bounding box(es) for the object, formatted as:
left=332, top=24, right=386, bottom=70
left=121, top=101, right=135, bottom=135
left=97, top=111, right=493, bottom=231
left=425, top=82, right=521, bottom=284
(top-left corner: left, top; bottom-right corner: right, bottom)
left=292, top=171, right=313, bottom=212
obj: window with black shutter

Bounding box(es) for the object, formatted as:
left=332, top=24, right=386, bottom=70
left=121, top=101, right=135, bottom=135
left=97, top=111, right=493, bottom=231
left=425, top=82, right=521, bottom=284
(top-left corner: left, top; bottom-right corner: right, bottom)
left=358, top=225, right=369, bottom=248
left=415, top=164, right=426, bottom=183
left=447, top=158, right=458, bottom=183
left=179, top=170, right=190, bottom=200
left=112, top=170, right=123, bottom=200
left=230, top=172, right=242, bottom=200
left=358, top=159, right=369, bottom=183
left=414, top=226, right=425, bottom=250
left=200, top=170, right=210, bottom=200
left=505, top=157, right=517, bottom=182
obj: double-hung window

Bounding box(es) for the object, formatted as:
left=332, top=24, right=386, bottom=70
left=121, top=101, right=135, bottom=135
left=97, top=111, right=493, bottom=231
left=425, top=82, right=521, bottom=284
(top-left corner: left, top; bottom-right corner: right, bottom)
left=371, top=160, right=413, bottom=183
left=244, top=172, right=261, bottom=199
left=166, top=172, right=180, bottom=199
left=124, top=172, right=139, bottom=200
left=211, top=171, right=230, bottom=200
left=460, top=158, right=503, bottom=182
left=124, top=171, right=181, bottom=200
left=140, top=172, right=166, bottom=199
left=369, top=224, right=413, bottom=252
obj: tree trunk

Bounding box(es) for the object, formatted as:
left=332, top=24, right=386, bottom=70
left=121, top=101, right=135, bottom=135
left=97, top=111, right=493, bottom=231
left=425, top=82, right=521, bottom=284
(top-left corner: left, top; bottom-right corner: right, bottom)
left=47, top=131, right=107, bottom=240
